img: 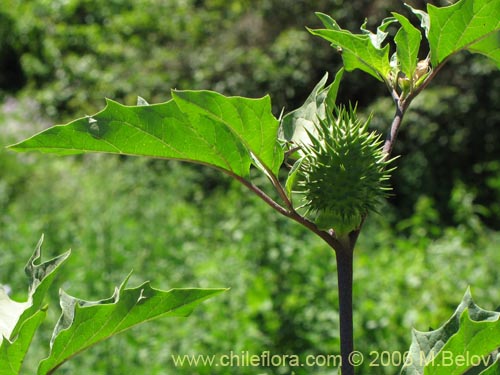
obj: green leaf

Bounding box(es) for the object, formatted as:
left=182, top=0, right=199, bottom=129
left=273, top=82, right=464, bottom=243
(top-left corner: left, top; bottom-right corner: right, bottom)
left=360, top=17, right=397, bottom=49
left=38, top=277, right=226, bottom=375
left=0, top=310, right=46, bottom=375
left=393, top=13, right=422, bottom=80
left=9, top=91, right=283, bottom=178
left=405, top=4, right=430, bottom=38
left=479, top=357, right=500, bottom=375
left=0, top=236, right=69, bottom=375
left=428, top=0, right=500, bottom=66
left=0, top=288, right=30, bottom=347
left=279, top=69, right=344, bottom=146
left=424, top=307, right=500, bottom=375
left=172, top=90, right=283, bottom=176
left=279, top=69, right=345, bottom=201
left=400, top=288, right=500, bottom=375
left=309, top=14, right=392, bottom=82
left=284, top=156, right=304, bottom=198
left=468, top=31, right=500, bottom=68
left=315, top=12, right=340, bottom=30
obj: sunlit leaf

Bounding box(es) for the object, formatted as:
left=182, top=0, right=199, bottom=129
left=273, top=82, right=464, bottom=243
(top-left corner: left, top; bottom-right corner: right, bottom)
left=0, top=310, right=46, bottom=375
left=405, top=4, right=430, bottom=38
left=38, top=279, right=226, bottom=375
left=393, top=13, right=422, bottom=80
left=360, top=17, right=397, bottom=49
left=428, top=0, right=500, bottom=66
left=172, top=90, right=283, bottom=176
left=309, top=15, right=392, bottom=82
left=0, top=236, right=69, bottom=375
left=9, top=91, right=284, bottom=179
left=468, top=31, right=500, bottom=68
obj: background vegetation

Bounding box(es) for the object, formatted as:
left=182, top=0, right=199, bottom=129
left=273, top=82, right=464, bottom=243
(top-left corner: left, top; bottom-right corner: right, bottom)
left=1, top=0, right=499, bottom=374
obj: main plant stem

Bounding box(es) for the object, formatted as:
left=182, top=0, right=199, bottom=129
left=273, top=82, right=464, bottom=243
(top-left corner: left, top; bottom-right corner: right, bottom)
left=336, top=245, right=354, bottom=375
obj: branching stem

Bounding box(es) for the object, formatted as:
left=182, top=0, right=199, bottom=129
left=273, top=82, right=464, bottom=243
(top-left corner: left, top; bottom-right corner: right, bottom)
left=383, top=96, right=406, bottom=158
left=234, top=174, right=345, bottom=251
left=235, top=61, right=446, bottom=375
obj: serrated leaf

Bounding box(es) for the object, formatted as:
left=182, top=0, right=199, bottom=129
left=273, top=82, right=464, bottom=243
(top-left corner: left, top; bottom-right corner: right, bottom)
left=428, top=0, right=500, bottom=66
left=393, top=13, right=422, bottom=80
left=279, top=69, right=344, bottom=146
left=172, top=90, right=283, bottom=176
left=360, top=17, right=397, bottom=49
left=38, top=279, right=226, bottom=375
left=309, top=15, right=392, bottom=82
left=401, top=288, right=500, bottom=375
left=9, top=91, right=283, bottom=179
left=0, top=236, right=69, bottom=375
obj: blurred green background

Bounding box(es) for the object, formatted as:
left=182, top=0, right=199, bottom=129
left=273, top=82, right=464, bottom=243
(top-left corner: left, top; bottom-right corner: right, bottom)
left=1, top=0, right=499, bottom=374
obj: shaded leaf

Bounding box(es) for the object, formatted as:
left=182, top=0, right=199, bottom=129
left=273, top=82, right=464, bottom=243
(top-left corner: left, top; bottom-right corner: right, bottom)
left=479, top=357, right=500, bottom=375
left=284, top=156, right=304, bottom=198
left=428, top=0, right=500, bottom=66
left=38, top=277, right=226, bottom=375
left=9, top=91, right=283, bottom=179
left=424, top=307, right=500, bottom=375
left=400, top=289, right=500, bottom=375
left=279, top=69, right=344, bottom=146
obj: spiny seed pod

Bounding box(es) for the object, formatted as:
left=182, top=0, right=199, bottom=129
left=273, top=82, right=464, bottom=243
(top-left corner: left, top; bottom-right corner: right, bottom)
left=295, top=105, right=394, bottom=236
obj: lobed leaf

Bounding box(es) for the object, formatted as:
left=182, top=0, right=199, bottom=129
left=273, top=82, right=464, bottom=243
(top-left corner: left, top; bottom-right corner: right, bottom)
left=0, top=310, right=46, bottom=375
left=279, top=69, right=344, bottom=201
left=9, top=91, right=284, bottom=179
left=360, top=17, right=397, bottom=49
left=279, top=69, right=344, bottom=146
left=309, top=14, right=392, bottom=82
left=37, top=277, right=226, bottom=375
left=0, top=236, right=69, bottom=375
left=405, top=4, right=430, bottom=38
left=428, top=0, right=500, bottom=66
left=400, top=289, right=500, bottom=375
left=172, top=90, right=283, bottom=176
left=424, top=308, right=500, bottom=375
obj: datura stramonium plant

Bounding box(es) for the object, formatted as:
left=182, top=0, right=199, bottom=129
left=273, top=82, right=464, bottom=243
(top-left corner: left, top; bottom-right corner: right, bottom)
left=294, top=106, right=394, bottom=237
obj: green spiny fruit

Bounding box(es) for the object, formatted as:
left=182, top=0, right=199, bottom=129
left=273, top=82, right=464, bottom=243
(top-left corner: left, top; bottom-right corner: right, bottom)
left=294, top=105, right=393, bottom=236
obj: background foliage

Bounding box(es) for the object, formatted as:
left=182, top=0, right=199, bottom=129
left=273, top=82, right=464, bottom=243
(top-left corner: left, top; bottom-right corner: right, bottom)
left=1, top=0, right=499, bottom=374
